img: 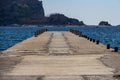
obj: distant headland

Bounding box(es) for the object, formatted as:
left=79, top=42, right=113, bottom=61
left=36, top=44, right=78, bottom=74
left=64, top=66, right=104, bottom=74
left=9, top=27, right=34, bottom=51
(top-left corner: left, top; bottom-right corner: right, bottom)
left=0, top=0, right=117, bottom=26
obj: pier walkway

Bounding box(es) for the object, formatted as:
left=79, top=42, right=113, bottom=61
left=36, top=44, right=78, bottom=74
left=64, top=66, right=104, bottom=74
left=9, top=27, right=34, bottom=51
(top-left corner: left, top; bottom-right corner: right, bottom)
left=1, top=32, right=120, bottom=80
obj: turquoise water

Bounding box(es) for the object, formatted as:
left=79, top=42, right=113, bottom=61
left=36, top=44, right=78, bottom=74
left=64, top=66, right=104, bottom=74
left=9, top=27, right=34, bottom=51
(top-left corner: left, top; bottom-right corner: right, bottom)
left=0, top=26, right=120, bottom=52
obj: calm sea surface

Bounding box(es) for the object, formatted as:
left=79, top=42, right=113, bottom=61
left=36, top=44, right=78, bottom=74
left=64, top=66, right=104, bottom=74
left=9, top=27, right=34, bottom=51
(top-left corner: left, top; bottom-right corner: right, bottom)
left=0, top=26, right=120, bottom=52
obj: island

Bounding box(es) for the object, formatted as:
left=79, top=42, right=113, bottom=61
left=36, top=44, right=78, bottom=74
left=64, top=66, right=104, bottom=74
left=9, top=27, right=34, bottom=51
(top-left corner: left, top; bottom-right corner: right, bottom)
left=0, top=0, right=85, bottom=26
left=99, top=21, right=111, bottom=26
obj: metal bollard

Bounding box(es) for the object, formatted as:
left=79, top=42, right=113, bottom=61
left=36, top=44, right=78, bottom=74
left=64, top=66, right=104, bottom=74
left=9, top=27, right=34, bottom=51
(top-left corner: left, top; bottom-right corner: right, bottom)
left=90, top=38, right=92, bottom=41
left=107, top=44, right=110, bottom=49
left=114, top=47, right=118, bottom=52
left=93, top=39, right=95, bottom=43
left=87, top=37, right=89, bottom=40
left=96, top=40, right=99, bottom=45
left=34, top=33, right=37, bottom=37
left=79, top=33, right=81, bottom=37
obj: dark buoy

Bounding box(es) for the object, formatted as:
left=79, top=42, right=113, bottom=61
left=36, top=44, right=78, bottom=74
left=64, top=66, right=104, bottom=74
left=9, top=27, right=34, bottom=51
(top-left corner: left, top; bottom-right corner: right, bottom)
left=107, top=44, right=110, bottom=49
left=114, top=47, right=118, bottom=52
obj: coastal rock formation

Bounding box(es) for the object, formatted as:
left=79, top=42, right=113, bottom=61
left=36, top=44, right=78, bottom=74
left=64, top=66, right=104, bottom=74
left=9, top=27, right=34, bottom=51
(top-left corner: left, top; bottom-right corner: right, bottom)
left=45, top=14, right=85, bottom=25
left=99, top=21, right=111, bottom=26
left=0, top=0, right=45, bottom=25
left=0, top=0, right=84, bottom=26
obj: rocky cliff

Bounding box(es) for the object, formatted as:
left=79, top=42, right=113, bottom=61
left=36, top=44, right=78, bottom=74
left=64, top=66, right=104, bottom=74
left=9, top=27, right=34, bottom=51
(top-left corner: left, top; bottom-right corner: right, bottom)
left=0, top=0, right=84, bottom=26
left=0, top=0, right=45, bottom=25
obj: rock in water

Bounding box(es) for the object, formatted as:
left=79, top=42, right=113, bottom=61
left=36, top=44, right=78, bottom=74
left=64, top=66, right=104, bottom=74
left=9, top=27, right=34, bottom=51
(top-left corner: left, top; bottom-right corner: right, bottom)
left=99, top=21, right=111, bottom=26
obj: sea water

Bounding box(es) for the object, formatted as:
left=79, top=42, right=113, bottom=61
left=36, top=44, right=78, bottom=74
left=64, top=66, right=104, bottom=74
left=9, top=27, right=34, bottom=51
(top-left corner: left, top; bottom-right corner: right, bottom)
left=0, top=26, right=44, bottom=51
left=0, top=26, right=120, bottom=52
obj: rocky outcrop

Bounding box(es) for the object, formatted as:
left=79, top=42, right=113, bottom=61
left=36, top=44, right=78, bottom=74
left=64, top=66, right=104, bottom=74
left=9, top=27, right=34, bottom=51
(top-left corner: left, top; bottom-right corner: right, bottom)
left=45, top=14, right=85, bottom=25
left=99, top=21, right=111, bottom=26
left=0, top=0, right=85, bottom=26
left=0, top=0, right=45, bottom=25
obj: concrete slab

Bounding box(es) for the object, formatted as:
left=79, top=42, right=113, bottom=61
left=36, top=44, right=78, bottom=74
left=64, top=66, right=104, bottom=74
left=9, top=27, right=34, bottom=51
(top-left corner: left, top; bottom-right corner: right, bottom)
left=7, top=55, right=114, bottom=76
left=48, top=32, right=70, bottom=55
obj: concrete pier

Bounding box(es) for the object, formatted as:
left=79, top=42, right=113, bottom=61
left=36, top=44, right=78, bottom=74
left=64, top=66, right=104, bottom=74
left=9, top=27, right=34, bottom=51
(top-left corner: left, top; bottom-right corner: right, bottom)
left=1, top=32, right=120, bottom=80
left=48, top=32, right=71, bottom=55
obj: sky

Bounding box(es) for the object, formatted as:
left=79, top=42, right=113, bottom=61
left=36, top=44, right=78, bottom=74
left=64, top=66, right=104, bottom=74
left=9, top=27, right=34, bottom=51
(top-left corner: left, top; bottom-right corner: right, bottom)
left=42, top=0, right=120, bottom=25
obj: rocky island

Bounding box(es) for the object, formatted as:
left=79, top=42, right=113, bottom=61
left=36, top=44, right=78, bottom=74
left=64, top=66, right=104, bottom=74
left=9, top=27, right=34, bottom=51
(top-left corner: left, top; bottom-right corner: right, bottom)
left=0, top=0, right=85, bottom=26
left=44, top=14, right=85, bottom=25
left=99, top=21, right=111, bottom=26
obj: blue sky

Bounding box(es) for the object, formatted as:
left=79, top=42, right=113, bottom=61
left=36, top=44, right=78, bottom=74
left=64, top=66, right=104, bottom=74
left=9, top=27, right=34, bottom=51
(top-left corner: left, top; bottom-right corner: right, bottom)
left=42, top=0, right=120, bottom=25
